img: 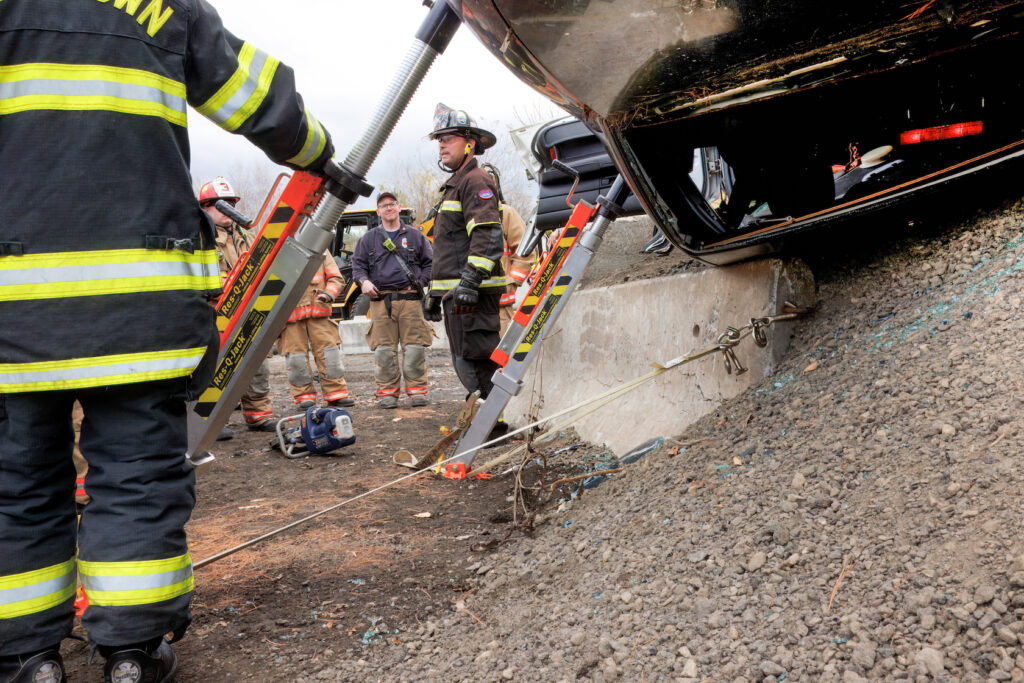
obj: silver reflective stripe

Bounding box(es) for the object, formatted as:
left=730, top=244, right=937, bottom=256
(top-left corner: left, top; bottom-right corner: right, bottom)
left=0, top=260, right=211, bottom=287
left=430, top=277, right=506, bottom=291
left=291, top=114, right=324, bottom=167
left=204, top=48, right=272, bottom=127
left=0, top=573, right=74, bottom=607
left=0, top=352, right=204, bottom=386
left=0, top=79, right=185, bottom=115
left=80, top=565, right=193, bottom=593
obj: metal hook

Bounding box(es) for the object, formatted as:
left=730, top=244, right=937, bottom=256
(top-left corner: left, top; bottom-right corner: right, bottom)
left=723, top=346, right=747, bottom=375
left=751, top=319, right=769, bottom=348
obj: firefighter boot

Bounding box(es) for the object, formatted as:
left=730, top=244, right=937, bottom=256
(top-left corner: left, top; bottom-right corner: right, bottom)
left=246, top=416, right=277, bottom=432
left=485, top=417, right=509, bottom=447
left=102, top=639, right=177, bottom=683
left=0, top=648, right=66, bottom=683
left=328, top=398, right=355, bottom=408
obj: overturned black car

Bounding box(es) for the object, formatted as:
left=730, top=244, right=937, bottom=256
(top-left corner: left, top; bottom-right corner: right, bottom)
left=454, top=0, right=1024, bottom=263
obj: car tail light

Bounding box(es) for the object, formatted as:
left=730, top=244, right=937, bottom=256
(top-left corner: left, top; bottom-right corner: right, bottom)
left=901, top=121, right=983, bottom=145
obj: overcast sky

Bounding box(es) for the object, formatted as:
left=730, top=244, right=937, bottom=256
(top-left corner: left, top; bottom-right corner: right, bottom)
left=190, top=0, right=561, bottom=208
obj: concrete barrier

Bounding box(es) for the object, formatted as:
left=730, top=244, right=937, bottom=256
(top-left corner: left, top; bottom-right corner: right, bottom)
left=503, top=258, right=815, bottom=454
left=337, top=317, right=449, bottom=355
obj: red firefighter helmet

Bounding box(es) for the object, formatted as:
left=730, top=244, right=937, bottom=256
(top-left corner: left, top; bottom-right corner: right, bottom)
left=198, top=176, right=240, bottom=207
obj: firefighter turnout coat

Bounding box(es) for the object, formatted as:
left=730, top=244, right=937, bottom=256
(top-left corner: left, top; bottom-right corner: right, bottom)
left=429, top=158, right=506, bottom=296
left=499, top=203, right=534, bottom=307
left=216, top=222, right=256, bottom=281
left=288, top=253, right=343, bottom=322
left=430, top=158, right=506, bottom=364
left=0, top=0, right=334, bottom=394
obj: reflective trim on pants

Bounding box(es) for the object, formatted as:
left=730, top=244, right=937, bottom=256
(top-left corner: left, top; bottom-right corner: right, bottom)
left=79, top=553, right=194, bottom=608
left=1, top=381, right=196, bottom=650
left=0, top=558, right=76, bottom=619
left=280, top=317, right=348, bottom=402
left=365, top=299, right=431, bottom=395
left=323, top=389, right=350, bottom=401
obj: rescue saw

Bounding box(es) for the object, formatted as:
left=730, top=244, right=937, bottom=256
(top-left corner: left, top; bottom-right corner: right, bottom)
left=275, top=406, right=356, bottom=459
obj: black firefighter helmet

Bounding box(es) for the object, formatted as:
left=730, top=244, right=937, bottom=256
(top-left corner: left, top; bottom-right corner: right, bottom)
left=428, top=102, right=496, bottom=153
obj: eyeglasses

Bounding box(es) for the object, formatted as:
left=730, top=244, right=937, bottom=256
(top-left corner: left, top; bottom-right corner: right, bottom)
left=436, top=134, right=463, bottom=145
left=378, top=202, right=399, bottom=210
left=202, top=199, right=237, bottom=208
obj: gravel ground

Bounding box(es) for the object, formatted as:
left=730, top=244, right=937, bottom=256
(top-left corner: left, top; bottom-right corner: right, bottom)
left=311, top=195, right=1024, bottom=682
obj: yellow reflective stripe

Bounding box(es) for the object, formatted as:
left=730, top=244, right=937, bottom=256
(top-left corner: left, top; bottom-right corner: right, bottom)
left=430, top=279, right=458, bottom=292
left=0, top=558, right=76, bottom=619
left=0, top=348, right=206, bottom=393
left=79, top=553, right=194, bottom=607
left=430, top=277, right=506, bottom=291
left=466, top=219, right=499, bottom=235
left=196, top=42, right=280, bottom=132
left=84, top=578, right=195, bottom=607
left=440, top=201, right=462, bottom=212
left=0, top=248, right=215, bottom=270
left=223, top=54, right=278, bottom=132
left=78, top=553, right=190, bottom=577
left=286, top=108, right=327, bottom=167
left=196, top=42, right=256, bottom=117
left=1, top=275, right=216, bottom=301
left=467, top=255, right=495, bottom=273
left=0, top=63, right=187, bottom=126
left=0, top=248, right=219, bottom=301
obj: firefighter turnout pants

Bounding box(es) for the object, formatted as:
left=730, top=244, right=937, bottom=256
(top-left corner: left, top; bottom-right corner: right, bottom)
left=443, top=292, right=501, bottom=399
left=0, top=380, right=195, bottom=655
left=365, top=297, right=433, bottom=398
left=242, top=358, right=273, bottom=425
left=499, top=303, right=515, bottom=338
left=279, top=317, right=350, bottom=405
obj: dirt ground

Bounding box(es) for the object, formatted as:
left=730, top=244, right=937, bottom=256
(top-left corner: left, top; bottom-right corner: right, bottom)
left=60, top=350, right=575, bottom=681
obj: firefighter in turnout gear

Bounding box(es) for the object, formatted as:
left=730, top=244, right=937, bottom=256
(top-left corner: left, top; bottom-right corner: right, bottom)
left=352, top=191, right=434, bottom=409
left=480, top=164, right=536, bottom=337
left=279, top=254, right=354, bottom=409
left=422, top=104, right=508, bottom=419
left=199, top=177, right=276, bottom=432
left=0, top=1, right=335, bottom=680
left=497, top=204, right=532, bottom=336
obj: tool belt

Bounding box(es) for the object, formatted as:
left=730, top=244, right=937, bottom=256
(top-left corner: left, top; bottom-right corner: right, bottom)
left=372, top=290, right=422, bottom=319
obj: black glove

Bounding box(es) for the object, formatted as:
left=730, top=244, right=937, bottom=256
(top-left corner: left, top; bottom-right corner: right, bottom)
left=452, top=267, right=485, bottom=315
left=423, top=295, right=443, bottom=322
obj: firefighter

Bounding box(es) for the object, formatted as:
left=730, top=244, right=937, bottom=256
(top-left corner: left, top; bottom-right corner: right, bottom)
left=0, top=2, right=336, bottom=681
left=72, top=404, right=90, bottom=509
left=199, top=177, right=277, bottom=432
left=480, top=164, right=536, bottom=336
left=421, top=104, right=508, bottom=437
left=352, top=191, right=434, bottom=408
left=279, top=253, right=354, bottom=409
